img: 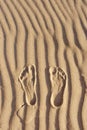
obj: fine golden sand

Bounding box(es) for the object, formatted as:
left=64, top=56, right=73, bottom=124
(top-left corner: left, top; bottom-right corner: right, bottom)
left=0, top=0, right=87, bottom=130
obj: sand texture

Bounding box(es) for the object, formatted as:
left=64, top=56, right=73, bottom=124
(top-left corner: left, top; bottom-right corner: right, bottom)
left=0, top=0, right=87, bottom=130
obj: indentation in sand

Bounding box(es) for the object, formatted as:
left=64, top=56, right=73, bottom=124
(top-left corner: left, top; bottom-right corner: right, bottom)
left=18, top=64, right=37, bottom=106
left=49, top=66, right=66, bottom=109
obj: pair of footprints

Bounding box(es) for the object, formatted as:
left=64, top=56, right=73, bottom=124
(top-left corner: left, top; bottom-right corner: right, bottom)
left=18, top=65, right=66, bottom=112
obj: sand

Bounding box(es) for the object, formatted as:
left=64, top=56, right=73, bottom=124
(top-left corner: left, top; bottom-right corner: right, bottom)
left=0, top=0, right=87, bottom=130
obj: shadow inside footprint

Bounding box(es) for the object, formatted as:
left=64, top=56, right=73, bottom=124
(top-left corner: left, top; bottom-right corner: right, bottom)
left=18, top=65, right=37, bottom=106
left=54, top=82, right=65, bottom=107
left=30, top=93, right=36, bottom=105
left=49, top=66, right=66, bottom=109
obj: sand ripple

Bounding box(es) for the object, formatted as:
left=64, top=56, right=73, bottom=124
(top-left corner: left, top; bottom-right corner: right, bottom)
left=0, top=0, right=87, bottom=130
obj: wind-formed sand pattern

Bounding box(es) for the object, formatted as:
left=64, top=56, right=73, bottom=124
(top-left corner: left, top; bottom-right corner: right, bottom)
left=0, top=0, right=87, bottom=130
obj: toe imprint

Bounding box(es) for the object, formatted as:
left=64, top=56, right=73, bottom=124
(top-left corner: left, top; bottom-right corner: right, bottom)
left=49, top=66, right=66, bottom=109
left=18, top=64, right=37, bottom=106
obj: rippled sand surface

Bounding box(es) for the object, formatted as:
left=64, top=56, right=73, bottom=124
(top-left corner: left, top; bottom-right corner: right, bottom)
left=0, top=0, right=87, bottom=130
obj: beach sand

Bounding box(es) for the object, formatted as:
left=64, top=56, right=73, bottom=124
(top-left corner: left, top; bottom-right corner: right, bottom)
left=0, top=0, right=87, bottom=130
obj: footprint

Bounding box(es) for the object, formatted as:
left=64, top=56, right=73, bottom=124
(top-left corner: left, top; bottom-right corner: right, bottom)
left=18, top=64, right=37, bottom=106
left=49, top=66, right=66, bottom=109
